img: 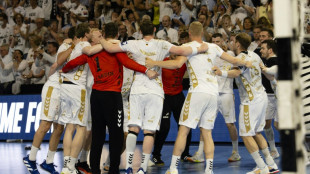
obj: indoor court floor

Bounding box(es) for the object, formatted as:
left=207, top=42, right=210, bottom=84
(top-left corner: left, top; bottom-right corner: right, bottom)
left=0, top=141, right=295, bottom=174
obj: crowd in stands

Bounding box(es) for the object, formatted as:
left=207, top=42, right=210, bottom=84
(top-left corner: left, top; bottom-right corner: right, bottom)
left=0, top=0, right=308, bottom=95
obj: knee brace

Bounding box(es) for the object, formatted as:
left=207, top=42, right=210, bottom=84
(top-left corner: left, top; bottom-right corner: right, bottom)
left=144, top=133, right=155, bottom=137
left=128, top=130, right=138, bottom=137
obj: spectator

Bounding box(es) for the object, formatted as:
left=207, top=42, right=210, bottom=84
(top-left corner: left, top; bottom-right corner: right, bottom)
left=69, top=0, right=88, bottom=25
left=12, top=49, right=29, bottom=94
left=171, top=0, right=190, bottom=30
left=46, top=19, right=62, bottom=44
left=25, top=34, right=42, bottom=68
left=152, top=0, right=173, bottom=27
left=0, top=13, right=13, bottom=46
left=95, top=0, right=113, bottom=24
left=156, top=15, right=179, bottom=43
left=257, top=16, right=273, bottom=29
left=181, top=0, right=197, bottom=21
left=229, top=0, right=255, bottom=26
left=197, top=5, right=212, bottom=27
left=237, top=16, right=254, bottom=39
left=0, top=44, right=14, bottom=95
left=198, top=14, right=214, bottom=35
left=88, top=19, right=99, bottom=29
left=255, top=0, right=273, bottom=24
left=25, top=50, right=46, bottom=84
left=118, top=24, right=135, bottom=42
left=212, top=2, right=229, bottom=29
left=12, top=13, right=29, bottom=53
left=31, top=18, right=48, bottom=40
left=58, top=0, right=72, bottom=26
left=217, top=14, right=238, bottom=41
left=248, top=25, right=262, bottom=51
left=6, top=0, right=26, bottom=25
left=25, top=0, right=44, bottom=33
left=36, top=41, right=58, bottom=79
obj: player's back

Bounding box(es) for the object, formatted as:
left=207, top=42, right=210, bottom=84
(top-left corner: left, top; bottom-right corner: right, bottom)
left=185, top=41, right=223, bottom=96
left=235, top=51, right=266, bottom=104
left=61, top=41, right=91, bottom=87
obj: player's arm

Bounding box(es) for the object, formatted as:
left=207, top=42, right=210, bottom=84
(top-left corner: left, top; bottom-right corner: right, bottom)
left=212, top=66, right=241, bottom=78
left=220, top=52, right=252, bottom=68
left=62, top=54, right=88, bottom=73
left=47, top=62, right=58, bottom=78
left=82, top=44, right=103, bottom=56
left=100, top=38, right=124, bottom=53
left=146, top=56, right=187, bottom=69
left=169, top=43, right=208, bottom=56
left=57, top=45, right=74, bottom=66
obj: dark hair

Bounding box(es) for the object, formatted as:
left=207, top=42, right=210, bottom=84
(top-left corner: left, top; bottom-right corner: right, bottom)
left=243, top=17, right=255, bottom=30
left=262, top=39, right=277, bottom=55
left=235, top=33, right=251, bottom=50
left=104, top=22, right=118, bottom=38
left=0, top=13, right=8, bottom=21
left=125, top=9, right=134, bottom=20
left=171, top=0, right=181, bottom=6
left=76, top=23, right=90, bottom=38
left=212, top=33, right=223, bottom=38
left=48, top=41, right=59, bottom=50
left=13, top=13, right=24, bottom=23
left=49, top=19, right=58, bottom=26
left=68, top=26, right=76, bottom=39
left=261, top=28, right=274, bottom=38
left=140, top=20, right=154, bottom=36
left=179, top=31, right=189, bottom=39
left=29, top=34, right=42, bottom=46
left=14, top=49, right=24, bottom=57
left=253, top=25, right=263, bottom=30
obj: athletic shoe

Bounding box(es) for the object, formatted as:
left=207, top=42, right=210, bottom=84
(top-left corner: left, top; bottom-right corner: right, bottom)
left=125, top=167, right=133, bottom=174
left=60, top=168, right=70, bottom=174
left=246, top=166, right=269, bottom=174
left=103, top=163, right=109, bottom=171
left=228, top=151, right=241, bottom=162
left=181, top=154, right=193, bottom=162
left=204, top=170, right=214, bottom=174
left=23, top=155, right=40, bottom=174
left=270, top=150, right=280, bottom=159
left=165, top=168, right=178, bottom=174
left=268, top=163, right=280, bottom=173
left=40, top=160, right=59, bottom=174
left=187, top=152, right=205, bottom=163
left=76, top=161, right=91, bottom=174
left=150, top=156, right=165, bottom=166
left=136, top=167, right=146, bottom=174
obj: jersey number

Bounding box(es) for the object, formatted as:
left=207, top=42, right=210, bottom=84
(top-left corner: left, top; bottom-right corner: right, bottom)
left=95, top=57, right=102, bottom=72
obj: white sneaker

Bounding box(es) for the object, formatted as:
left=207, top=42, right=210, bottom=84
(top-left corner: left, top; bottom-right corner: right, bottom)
left=204, top=170, right=214, bottom=174
left=165, top=168, right=178, bottom=174
left=147, top=159, right=155, bottom=167
left=270, top=150, right=280, bottom=159
left=246, top=166, right=269, bottom=174
left=61, top=168, right=70, bottom=174
left=228, top=151, right=241, bottom=162
left=268, top=163, right=280, bottom=173
left=188, top=152, right=205, bottom=163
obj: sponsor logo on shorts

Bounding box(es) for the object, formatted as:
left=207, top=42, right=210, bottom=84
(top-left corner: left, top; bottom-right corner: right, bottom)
left=244, top=105, right=251, bottom=133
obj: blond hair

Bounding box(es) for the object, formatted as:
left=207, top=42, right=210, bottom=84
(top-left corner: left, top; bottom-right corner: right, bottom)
left=189, top=21, right=203, bottom=37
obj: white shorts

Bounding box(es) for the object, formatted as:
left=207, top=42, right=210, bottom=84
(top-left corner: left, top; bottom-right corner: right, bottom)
left=217, top=93, right=236, bottom=123
left=122, top=91, right=130, bottom=132
left=58, top=84, right=89, bottom=127
left=179, top=92, right=218, bottom=130
left=239, top=94, right=268, bottom=136
left=86, top=88, right=92, bottom=131
left=40, top=83, right=60, bottom=123
left=128, top=93, right=163, bottom=131
left=265, top=94, right=278, bottom=122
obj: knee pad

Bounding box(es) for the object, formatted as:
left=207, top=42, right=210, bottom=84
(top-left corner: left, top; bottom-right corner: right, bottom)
left=144, top=133, right=155, bottom=137
left=128, top=130, right=138, bottom=137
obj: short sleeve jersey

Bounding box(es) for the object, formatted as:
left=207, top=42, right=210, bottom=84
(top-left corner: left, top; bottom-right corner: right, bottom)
left=61, top=41, right=91, bottom=87
left=235, top=51, right=266, bottom=104
left=184, top=41, right=224, bottom=96
left=119, top=39, right=173, bottom=98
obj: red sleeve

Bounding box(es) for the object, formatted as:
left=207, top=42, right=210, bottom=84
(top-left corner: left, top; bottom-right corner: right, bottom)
left=115, top=52, right=147, bottom=73
left=62, top=54, right=88, bottom=73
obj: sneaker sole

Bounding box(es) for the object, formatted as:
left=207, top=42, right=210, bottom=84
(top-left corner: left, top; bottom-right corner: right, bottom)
left=77, top=167, right=91, bottom=174
left=269, top=169, right=280, bottom=174
left=228, top=158, right=241, bottom=162
left=40, top=164, right=57, bottom=174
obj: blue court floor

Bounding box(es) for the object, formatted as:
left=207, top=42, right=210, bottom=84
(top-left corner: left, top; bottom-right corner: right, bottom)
left=0, top=142, right=309, bottom=174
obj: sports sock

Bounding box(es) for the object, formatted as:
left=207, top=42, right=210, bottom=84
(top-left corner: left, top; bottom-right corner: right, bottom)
left=141, top=153, right=151, bottom=171
left=170, top=155, right=180, bottom=170
left=261, top=148, right=275, bottom=166
left=126, top=133, right=137, bottom=169
left=232, top=140, right=238, bottom=153
left=63, top=156, right=70, bottom=168
left=197, top=141, right=204, bottom=155
left=67, top=157, right=77, bottom=171
left=205, top=159, right=213, bottom=172
left=251, top=151, right=266, bottom=169
left=79, top=149, right=89, bottom=163
left=46, top=150, right=56, bottom=164
left=29, top=145, right=39, bottom=161
left=264, top=127, right=276, bottom=151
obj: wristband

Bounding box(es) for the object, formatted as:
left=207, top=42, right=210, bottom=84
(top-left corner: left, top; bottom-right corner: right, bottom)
left=221, top=71, right=228, bottom=77
left=145, top=68, right=149, bottom=74
left=70, top=43, right=75, bottom=50
left=190, top=46, right=198, bottom=56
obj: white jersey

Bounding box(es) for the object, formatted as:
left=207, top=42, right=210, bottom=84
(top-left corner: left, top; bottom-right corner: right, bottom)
left=185, top=41, right=224, bottom=96
left=0, top=24, right=13, bottom=46
left=61, top=41, right=91, bottom=87
left=214, top=52, right=234, bottom=94
left=6, top=6, right=25, bottom=25
left=70, top=4, right=89, bottom=25
left=47, top=42, right=71, bottom=85
left=119, top=39, right=173, bottom=98
left=235, top=51, right=266, bottom=104
left=122, top=66, right=134, bottom=95
left=13, top=24, right=27, bottom=52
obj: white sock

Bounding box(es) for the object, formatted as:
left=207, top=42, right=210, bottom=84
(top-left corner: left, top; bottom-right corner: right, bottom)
left=264, top=128, right=276, bottom=151
left=232, top=140, right=238, bottom=152
left=29, top=145, right=39, bottom=161
left=63, top=156, right=70, bottom=168
left=170, top=155, right=180, bottom=170
left=126, top=133, right=137, bottom=169
left=79, top=150, right=89, bottom=162
left=105, top=153, right=110, bottom=166
left=141, top=153, right=151, bottom=171
left=67, top=157, right=77, bottom=171
left=197, top=141, right=204, bottom=155
left=205, top=159, right=213, bottom=172
left=251, top=151, right=266, bottom=169
left=46, top=150, right=56, bottom=164
left=261, top=148, right=275, bottom=166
